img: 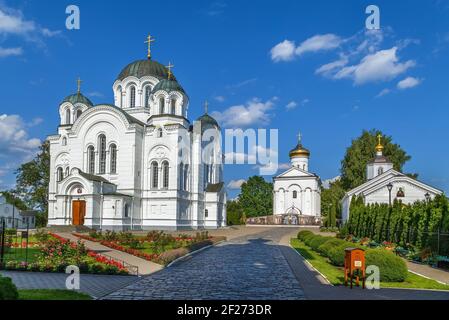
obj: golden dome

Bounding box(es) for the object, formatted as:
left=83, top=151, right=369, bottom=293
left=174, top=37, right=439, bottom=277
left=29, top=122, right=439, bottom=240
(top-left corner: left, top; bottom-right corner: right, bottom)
left=289, top=143, right=310, bottom=158
left=375, top=134, right=384, bottom=153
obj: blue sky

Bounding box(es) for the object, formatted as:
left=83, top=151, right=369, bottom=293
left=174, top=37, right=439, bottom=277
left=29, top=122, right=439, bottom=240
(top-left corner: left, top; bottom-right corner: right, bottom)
left=0, top=0, right=449, bottom=199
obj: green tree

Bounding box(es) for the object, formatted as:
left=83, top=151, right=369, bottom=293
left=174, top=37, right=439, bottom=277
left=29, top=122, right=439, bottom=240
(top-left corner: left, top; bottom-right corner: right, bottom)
left=11, top=141, right=50, bottom=227
left=238, top=176, right=273, bottom=218
left=321, top=179, right=345, bottom=223
left=226, top=200, right=245, bottom=225
left=340, top=129, right=412, bottom=190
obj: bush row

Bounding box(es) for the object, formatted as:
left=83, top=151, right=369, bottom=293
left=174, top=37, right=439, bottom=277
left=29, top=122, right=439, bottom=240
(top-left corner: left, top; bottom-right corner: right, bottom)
left=297, top=231, right=408, bottom=282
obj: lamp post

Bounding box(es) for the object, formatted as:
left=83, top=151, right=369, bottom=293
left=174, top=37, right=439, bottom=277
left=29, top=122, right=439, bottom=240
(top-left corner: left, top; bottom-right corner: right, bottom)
left=386, top=183, right=393, bottom=241
left=387, top=183, right=393, bottom=206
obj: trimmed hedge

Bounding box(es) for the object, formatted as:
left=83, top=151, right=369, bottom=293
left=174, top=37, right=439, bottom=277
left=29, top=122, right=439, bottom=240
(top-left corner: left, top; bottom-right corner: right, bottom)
left=0, top=275, right=18, bottom=300
left=297, top=230, right=313, bottom=242
left=309, top=236, right=334, bottom=251
left=366, top=249, right=408, bottom=282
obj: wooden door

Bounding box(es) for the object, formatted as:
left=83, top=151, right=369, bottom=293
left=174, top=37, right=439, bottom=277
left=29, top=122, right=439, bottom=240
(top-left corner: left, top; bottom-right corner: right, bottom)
left=72, top=200, right=86, bottom=226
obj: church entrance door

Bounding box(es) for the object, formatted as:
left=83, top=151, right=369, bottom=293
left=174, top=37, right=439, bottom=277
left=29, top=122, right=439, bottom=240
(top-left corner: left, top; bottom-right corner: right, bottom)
left=72, top=200, right=86, bottom=226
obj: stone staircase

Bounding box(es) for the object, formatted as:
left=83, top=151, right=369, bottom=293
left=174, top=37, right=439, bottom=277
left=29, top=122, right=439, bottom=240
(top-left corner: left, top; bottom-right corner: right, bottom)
left=44, top=225, right=93, bottom=233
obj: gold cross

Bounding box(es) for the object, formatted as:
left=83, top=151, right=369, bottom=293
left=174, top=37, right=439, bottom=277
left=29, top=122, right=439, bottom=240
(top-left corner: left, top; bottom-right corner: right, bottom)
left=204, top=100, right=209, bottom=114
left=166, top=62, right=174, bottom=80
left=145, top=34, right=156, bottom=59
left=77, top=77, right=82, bottom=93
left=377, top=134, right=382, bottom=146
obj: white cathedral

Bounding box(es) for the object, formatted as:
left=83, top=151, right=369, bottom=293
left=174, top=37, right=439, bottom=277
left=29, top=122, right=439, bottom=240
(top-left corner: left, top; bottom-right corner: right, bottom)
left=47, top=39, right=227, bottom=230
left=272, top=135, right=321, bottom=225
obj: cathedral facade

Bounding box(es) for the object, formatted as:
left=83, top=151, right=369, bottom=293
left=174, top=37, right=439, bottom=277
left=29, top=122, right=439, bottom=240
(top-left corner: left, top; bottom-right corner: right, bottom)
left=47, top=42, right=226, bottom=230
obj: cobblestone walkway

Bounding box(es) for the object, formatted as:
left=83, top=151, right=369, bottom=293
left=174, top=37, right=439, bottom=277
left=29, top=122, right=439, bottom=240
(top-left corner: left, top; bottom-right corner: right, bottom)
left=104, top=234, right=305, bottom=300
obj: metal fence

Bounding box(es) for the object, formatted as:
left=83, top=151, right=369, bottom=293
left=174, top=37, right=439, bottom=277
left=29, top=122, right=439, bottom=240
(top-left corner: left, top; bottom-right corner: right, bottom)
left=0, top=217, right=32, bottom=266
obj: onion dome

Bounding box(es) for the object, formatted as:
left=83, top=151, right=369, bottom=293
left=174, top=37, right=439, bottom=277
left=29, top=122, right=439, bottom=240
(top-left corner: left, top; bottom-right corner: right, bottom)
left=289, top=143, right=310, bottom=158
left=375, top=134, right=384, bottom=153
left=117, top=59, right=175, bottom=81
left=152, top=78, right=185, bottom=95
left=61, top=92, right=93, bottom=106
left=196, top=101, right=219, bottom=128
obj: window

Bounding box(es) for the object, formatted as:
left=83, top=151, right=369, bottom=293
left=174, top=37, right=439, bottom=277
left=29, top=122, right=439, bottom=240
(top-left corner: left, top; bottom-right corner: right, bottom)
left=205, top=209, right=209, bottom=218
left=65, top=109, right=71, bottom=124
left=151, top=162, right=159, bottom=189
left=162, top=161, right=169, bottom=189
left=170, top=99, right=176, bottom=115
left=65, top=167, right=70, bottom=177
left=124, top=204, right=129, bottom=218
left=145, top=86, right=151, bottom=107
left=57, top=167, right=64, bottom=182
left=98, top=135, right=106, bottom=174
left=88, top=146, right=95, bottom=174
left=378, top=167, right=384, bottom=175
left=62, top=137, right=67, bottom=146
left=159, top=97, right=165, bottom=114
left=110, top=144, right=117, bottom=174
left=129, top=86, right=136, bottom=108
left=76, top=109, right=82, bottom=119
left=157, top=128, right=163, bottom=138
left=293, top=191, right=298, bottom=199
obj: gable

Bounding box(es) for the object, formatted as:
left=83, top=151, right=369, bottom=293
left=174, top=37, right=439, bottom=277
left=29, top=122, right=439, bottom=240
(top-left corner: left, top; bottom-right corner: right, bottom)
left=275, top=166, right=316, bottom=179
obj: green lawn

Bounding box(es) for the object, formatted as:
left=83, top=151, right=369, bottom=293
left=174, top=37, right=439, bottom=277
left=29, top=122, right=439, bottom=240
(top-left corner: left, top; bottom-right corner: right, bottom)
left=18, top=289, right=92, bottom=300
left=4, top=248, right=40, bottom=263
left=291, top=238, right=449, bottom=291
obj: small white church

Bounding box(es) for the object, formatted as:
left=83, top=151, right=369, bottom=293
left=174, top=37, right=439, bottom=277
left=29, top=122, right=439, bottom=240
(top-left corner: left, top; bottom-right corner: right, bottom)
left=47, top=37, right=226, bottom=230
left=272, top=134, right=321, bottom=225
left=341, top=135, right=442, bottom=222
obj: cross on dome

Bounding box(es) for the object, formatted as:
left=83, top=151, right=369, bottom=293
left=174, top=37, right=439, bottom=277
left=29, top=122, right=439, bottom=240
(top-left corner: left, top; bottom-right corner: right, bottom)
left=144, top=34, right=156, bottom=60
left=166, top=62, right=174, bottom=80
left=77, top=77, right=82, bottom=93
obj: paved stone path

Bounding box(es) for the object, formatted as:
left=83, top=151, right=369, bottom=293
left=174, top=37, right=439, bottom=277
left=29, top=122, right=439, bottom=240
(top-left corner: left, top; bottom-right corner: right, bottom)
left=105, top=229, right=305, bottom=300
left=1, top=271, right=139, bottom=299
left=55, top=232, right=163, bottom=275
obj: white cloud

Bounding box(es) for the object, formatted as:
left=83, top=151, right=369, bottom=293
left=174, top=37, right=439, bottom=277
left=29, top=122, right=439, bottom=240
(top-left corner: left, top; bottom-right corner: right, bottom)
left=376, top=88, right=391, bottom=98
left=285, top=101, right=297, bottom=110
left=295, top=34, right=342, bottom=56
left=0, top=46, right=22, bottom=58
left=214, top=96, right=225, bottom=103
left=315, top=57, right=348, bottom=76
left=211, top=97, right=276, bottom=127
left=0, top=114, right=41, bottom=160
left=334, top=47, right=415, bottom=85
left=227, top=179, right=246, bottom=190
left=270, top=40, right=296, bottom=62
left=397, top=76, right=422, bottom=90
left=88, top=91, right=104, bottom=98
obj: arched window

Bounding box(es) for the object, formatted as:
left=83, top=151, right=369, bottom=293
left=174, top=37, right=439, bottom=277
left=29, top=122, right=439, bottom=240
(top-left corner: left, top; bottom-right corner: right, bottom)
left=57, top=167, right=63, bottom=182
left=65, top=167, right=70, bottom=178
left=170, top=99, right=176, bottom=115
left=76, top=109, right=82, bottom=120
left=293, top=191, right=298, bottom=199
left=118, top=86, right=123, bottom=108
left=124, top=203, right=129, bottom=218
left=151, top=162, right=159, bottom=189
left=88, top=146, right=95, bottom=174
left=162, top=161, right=169, bottom=189
left=65, top=109, right=71, bottom=124
left=129, top=86, right=136, bottom=108
left=205, top=209, right=209, bottom=218
left=378, top=167, right=384, bottom=176
left=98, top=135, right=106, bottom=174
left=159, top=97, right=165, bottom=114
left=110, top=144, right=117, bottom=174
left=145, top=86, right=151, bottom=107
left=157, top=128, right=163, bottom=138
left=62, top=137, right=67, bottom=146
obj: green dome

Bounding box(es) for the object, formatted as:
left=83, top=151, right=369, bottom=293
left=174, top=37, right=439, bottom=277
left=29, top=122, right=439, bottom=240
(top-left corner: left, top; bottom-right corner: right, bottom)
left=61, top=92, right=93, bottom=106
left=152, top=79, right=185, bottom=95
left=117, top=59, right=174, bottom=81
left=197, top=113, right=219, bottom=128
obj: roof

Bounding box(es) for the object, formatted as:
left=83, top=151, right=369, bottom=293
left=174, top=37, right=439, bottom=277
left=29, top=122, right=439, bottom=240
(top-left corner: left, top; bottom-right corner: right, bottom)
left=289, top=143, right=310, bottom=158
left=206, top=182, right=224, bottom=193
left=152, top=79, right=185, bottom=95
left=95, top=104, right=146, bottom=126
left=79, top=171, right=111, bottom=184
left=61, top=92, right=93, bottom=106
left=368, top=155, right=391, bottom=164
left=197, top=113, right=219, bottom=129
left=117, top=59, right=174, bottom=81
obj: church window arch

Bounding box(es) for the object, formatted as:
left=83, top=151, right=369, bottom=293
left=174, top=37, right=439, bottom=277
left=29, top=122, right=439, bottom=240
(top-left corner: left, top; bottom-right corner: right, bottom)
left=162, top=161, right=169, bottom=189
left=378, top=167, right=384, bottom=176
left=124, top=203, right=129, bottom=218
left=62, top=137, right=67, bottom=146
left=159, top=97, right=165, bottom=114
left=57, top=167, right=64, bottom=182
left=65, top=109, right=71, bottom=125
left=65, top=167, right=70, bottom=178
left=110, top=144, right=117, bottom=174
left=144, top=86, right=151, bottom=108
left=129, top=86, right=136, bottom=108
left=76, top=109, right=82, bottom=120
left=293, top=190, right=298, bottom=199
left=170, top=98, right=176, bottom=115
left=98, top=135, right=107, bottom=174
left=157, top=128, right=163, bottom=138
left=151, top=161, right=159, bottom=189
left=87, top=146, right=95, bottom=174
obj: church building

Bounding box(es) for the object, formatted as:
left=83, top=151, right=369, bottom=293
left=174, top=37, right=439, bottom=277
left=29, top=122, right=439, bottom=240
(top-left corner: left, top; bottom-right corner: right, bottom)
left=46, top=36, right=227, bottom=230
left=272, top=134, right=321, bottom=225
left=341, top=135, right=442, bottom=222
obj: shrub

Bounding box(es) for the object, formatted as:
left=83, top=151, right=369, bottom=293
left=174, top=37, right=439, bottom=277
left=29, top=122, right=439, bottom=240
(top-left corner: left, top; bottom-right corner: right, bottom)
left=34, top=229, right=50, bottom=243
left=309, top=236, right=334, bottom=251
left=158, top=248, right=189, bottom=265
left=0, top=276, right=18, bottom=300
left=366, top=249, right=408, bottom=282
left=327, top=242, right=364, bottom=267
left=297, top=230, right=313, bottom=241
left=304, top=234, right=320, bottom=246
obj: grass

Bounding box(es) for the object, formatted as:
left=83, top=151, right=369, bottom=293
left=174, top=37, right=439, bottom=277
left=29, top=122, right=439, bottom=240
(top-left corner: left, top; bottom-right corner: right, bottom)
left=18, top=289, right=92, bottom=300
left=4, top=248, right=40, bottom=263
left=291, top=238, right=449, bottom=291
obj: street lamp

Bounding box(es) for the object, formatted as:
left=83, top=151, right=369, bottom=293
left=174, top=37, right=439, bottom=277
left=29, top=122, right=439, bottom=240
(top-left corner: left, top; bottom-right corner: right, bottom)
left=387, top=183, right=393, bottom=206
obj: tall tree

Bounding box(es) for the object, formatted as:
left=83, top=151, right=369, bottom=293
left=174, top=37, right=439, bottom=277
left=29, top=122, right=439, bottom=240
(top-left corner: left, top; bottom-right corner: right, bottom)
left=340, top=129, right=412, bottom=190
left=238, top=176, right=273, bottom=218
left=321, top=179, right=345, bottom=222
left=12, top=141, right=50, bottom=226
